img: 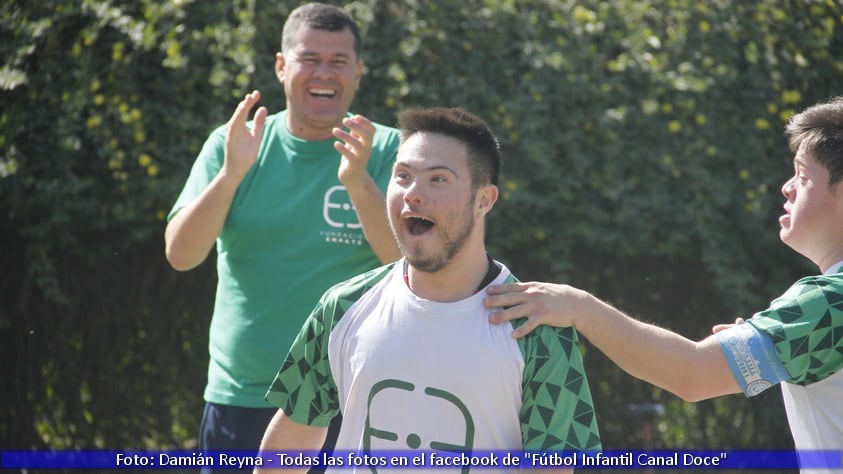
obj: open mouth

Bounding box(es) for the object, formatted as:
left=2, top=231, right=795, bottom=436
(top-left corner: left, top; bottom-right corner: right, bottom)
left=405, top=216, right=434, bottom=235
left=308, top=87, right=336, bottom=99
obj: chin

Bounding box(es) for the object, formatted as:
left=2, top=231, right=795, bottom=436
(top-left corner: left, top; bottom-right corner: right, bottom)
left=405, top=254, right=447, bottom=273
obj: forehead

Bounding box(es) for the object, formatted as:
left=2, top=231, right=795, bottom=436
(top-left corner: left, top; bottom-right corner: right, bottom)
left=795, top=146, right=825, bottom=171
left=287, top=26, right=357, bottom=58
left=396, top=132, right=470, bottom=171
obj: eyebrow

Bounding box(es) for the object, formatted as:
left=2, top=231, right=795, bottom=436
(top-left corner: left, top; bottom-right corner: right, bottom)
left=394, top=162, right=461, bottom=177
left=298, top=51, right=354, bottom=59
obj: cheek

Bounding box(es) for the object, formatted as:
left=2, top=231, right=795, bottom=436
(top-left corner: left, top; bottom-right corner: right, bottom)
left=792, top=194, right=826, bottom=224
left=385, top=190, right=402, bottom=211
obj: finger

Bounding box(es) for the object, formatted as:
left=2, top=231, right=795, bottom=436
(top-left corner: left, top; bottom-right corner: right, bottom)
left=339, top=119, right=374, bottom=152
left=712, top=317, right=747, bottom=334
left=333, top=141, right=356, bottom=160
left=332, top=127, right=362, bottom=149
left=230, top=90, right=261, bottom=126
left=511, top=318, right=540, bottom=339
left=343, top=115, right=375, bottom=136
left=487, top=304, right=529, bottom=324
left=485, top=282, right=528, bottom=296
left=711, top=323, right=732, bottom=334
left=483, top=291, right=529, bottom=310
left=252, top=106, right=268, bottom=138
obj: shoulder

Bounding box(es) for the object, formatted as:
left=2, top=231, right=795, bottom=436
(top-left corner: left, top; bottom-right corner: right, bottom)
left=320, top=262, right=396, bottom=307
left=749, top=273, right=843, bottom=384
left=756, top=273, right=843, bottom=327
left=784, top=272, right=843, bottom=295
left=516, top=323, right=581, bottom=352
left=369, top=119, right=401, bottom=146
left=371, top=120, right=399, bottom=135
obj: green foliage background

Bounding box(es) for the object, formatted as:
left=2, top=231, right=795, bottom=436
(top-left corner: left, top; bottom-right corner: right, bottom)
left=2, top=0, right=842, bottom=468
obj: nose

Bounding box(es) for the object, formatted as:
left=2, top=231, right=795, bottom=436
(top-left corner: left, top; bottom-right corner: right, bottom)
left=403, top=180, right=424, bottom=205
left=313, top=61, right=333, bottom=79
left=781, top=176, right=795, bottom=199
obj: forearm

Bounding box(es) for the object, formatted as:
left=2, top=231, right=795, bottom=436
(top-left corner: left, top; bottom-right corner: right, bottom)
left=343, top=176, right=400, bottom=264
left=255, top=410, right=327, bottom=474
left=573, top=293, right=739, bottom=401
left=164, top=171, right=242, bottom=271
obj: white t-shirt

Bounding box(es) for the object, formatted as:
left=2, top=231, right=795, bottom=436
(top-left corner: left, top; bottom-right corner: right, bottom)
left=266, top=259, right=602, bottom=472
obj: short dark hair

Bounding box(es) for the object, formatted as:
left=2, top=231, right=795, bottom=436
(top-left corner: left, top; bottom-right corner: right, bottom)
left=281, top=2, right=362, bottom=59
left=397, top=107, right=501, bottom=188
left=785, top=96, right=843, bottom=187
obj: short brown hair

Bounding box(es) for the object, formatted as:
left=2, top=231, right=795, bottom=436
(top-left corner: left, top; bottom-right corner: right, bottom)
left=398, top=107, right=501, bottom=188
left=785, top=96, right=843, bottom=187
left=281, top=3, right=362, bottom=59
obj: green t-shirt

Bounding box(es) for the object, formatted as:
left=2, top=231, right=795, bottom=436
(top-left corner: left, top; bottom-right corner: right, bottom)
left=169, top=111, right=399, bottom=407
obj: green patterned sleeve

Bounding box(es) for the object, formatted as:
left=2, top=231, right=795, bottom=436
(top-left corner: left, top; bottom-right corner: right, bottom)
left=517, top=324, right=602, bottom=451
left=264, top=264, right=395, bottom=426
left=264, top=293, right=341, bottom=428
left=748, top=275, right=843, bottom=385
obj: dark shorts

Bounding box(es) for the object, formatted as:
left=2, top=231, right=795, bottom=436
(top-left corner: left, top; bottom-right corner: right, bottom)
left=198, top=402, right=341, bottom=474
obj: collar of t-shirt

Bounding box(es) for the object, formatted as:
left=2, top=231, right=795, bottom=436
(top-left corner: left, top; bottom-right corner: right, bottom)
left=823, top=260, right=843, bottom=276
left=402, top=255, right=502, bottom=294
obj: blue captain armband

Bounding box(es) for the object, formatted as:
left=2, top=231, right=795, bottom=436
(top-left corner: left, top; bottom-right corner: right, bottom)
left=716, top=322, right=791, bottom=397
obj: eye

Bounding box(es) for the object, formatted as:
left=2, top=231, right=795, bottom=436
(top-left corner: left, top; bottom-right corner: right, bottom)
left=431, top=175, right=448, bottom=183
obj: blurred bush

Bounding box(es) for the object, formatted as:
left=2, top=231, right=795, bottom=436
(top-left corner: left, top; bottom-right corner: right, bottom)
left=2, top=0, right=841, bottom=462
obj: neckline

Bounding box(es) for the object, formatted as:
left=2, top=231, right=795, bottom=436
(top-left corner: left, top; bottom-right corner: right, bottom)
left=402, top=255, right=502, bottom=295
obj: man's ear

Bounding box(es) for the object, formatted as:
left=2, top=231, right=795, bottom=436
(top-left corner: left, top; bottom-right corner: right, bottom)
left=354, top=60, right=364, bottom=91
left=476, top=184, right=499, bottom=216
left=275, top=52, right=285, bottom=82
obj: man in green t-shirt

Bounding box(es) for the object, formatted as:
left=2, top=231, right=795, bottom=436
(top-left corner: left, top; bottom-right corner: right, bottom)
left=164, top=3, right=400, bottom=470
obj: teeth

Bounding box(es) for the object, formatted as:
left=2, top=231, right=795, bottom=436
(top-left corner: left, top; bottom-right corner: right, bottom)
left=309, top=88, right=335, bottom=96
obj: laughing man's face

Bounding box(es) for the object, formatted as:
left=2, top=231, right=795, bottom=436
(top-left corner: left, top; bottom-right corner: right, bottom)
left=276, top=26, right=362, bottom=140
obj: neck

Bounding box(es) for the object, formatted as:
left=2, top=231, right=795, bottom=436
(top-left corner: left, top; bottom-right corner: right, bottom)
left=811, top=243, right=843, bottom=274
left=405, top=247, right=493, bottom=303
left=818, top=253, right=843, bottom=274
left=286, top=113, right=341, bottom=141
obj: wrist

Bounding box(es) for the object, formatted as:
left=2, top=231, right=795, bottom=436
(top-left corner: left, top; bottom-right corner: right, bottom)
left=570, top=288, right=595, bottom=330
left=339, top=172, right=375, bottom=193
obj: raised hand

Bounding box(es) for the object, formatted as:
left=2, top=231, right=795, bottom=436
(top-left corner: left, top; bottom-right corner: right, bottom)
left=224, top=90, right=267, bottom=180
left=333, top=114, right=376, bottom=186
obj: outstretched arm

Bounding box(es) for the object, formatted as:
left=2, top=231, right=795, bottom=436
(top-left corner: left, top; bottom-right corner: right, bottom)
left=484, top=282, right=742, bottom=402
left=254, top=409, right=328, bottom=474
left=165, top=91, right=267, bottom=271
left=333, top=115, right=400, bottom=264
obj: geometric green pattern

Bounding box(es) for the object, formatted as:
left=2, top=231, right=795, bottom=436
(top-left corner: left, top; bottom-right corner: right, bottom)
left=265, top=264, right=395, bottom=426
left=515, top=318, right=602, bottom=450
left=748, top=273, right=843, bottom=385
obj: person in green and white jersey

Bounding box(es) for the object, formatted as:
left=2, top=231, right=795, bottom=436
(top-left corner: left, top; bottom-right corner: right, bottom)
left=485, top=96, right=843, bottom=474
left=258, top=107, right=601, bottom=474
